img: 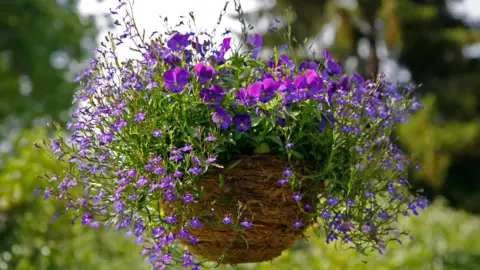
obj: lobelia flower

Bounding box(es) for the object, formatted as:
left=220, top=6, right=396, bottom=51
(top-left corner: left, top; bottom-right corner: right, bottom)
left=163, top=67, right=189, bottom=93
left=246, top=33, right=262, bottom=58
left=194, top=62, right=216, bottom=84
left=212, top=107, right=232, bottom=129
left=233, top=113, right=251, bottom=132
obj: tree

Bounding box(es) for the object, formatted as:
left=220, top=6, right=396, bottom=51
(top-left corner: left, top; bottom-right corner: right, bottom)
left=0, top=0, right=97, bottom=128
left=0, top=128, right=148, bottom=270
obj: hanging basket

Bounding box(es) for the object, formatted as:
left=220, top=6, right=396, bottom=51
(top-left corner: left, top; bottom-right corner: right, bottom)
left=163, top=155, right=322, bottom=264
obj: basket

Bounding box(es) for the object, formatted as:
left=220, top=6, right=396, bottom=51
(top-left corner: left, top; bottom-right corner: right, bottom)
left=162, top=155, right=321, bottom=264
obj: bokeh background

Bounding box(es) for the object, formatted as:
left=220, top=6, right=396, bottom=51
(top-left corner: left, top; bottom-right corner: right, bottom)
left=1, top=0, right=479, bottom=269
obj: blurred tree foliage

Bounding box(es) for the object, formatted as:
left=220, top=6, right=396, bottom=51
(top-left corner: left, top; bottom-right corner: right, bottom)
left=0, top=0, right=96, bottom=127
left=0, top=128, right=148, bottom=270
left=241, top=0, right=480, bottom=213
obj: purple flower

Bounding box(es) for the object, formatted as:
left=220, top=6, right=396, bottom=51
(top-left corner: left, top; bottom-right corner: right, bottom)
left=152, top=227, right=164, bottom=237
left=151, top=129, right=163, bottom=137
left=259, top=78, right=278, bottom=103
left=199, top=84, right=224, bottom=104
left=378, top=212, right=388, bottom=220
left=238, top=82, right=261, bottom=106
left=204, top=132, right=216, bottom=141
left=292, top=219, right=303, bottom=228
left=327, top=196, right=339, bottom=205
left=212, top=107, right=232, bottom=129
left=136, top=176, right=148, bottom=187
left=194, top=62, right=216, bottom=84
left=277, top=178, right=288, bottom=185
left=188, top=166, right=202, bottom=175
left=240, top=218, right=252, bottom=227
left=135, top=111, right=146, bottom=122
left=346, top=198, right=355, bottom=206
left=189, top=217, right=203, bottom=228
left=222, top=215, right=232, bottom=224
left=292, top=192, right=302, bottom=201
left=233, top=113, right=251, bottom=132
left=246, top=33, right=262, bottom=58
left=163, top=68, right=189, bottom=93
left=323, top=50, right=342, bottom=75
left=285, top=142, right=294, bottom=148
left=206, top=155, right=216, bottom=163
left=164, top=214, right=177, bottom=224
left=338, top=74, right=350, bottom=91
left=81, top=212, right=92, bottom=225
left=180, top=144, right=193, bottom=152
left=167, top=33, right=190, bottom=51
left=320, top=209, right=331, bottom=219
left=341, top=221, right=354, bottom=231
left=182, top=192, right=194, bottom=202
left=305, top=70, right=322, bottom=98
left=298, top=61, right=318, bottom=71
left=283, top=168, right=293, bottom=176
left=361, top=223, right=372, bottom=233
left=365, top=191, right=374, bottom=198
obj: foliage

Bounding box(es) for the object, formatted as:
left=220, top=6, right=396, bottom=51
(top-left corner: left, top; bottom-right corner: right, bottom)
left=0, top=128, right=148, bottom=270
left=0, top=0, right=97, bottom=127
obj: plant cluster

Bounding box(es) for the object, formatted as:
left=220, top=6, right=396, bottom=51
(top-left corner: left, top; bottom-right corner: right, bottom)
left=36, top=1, right=428, bottom=269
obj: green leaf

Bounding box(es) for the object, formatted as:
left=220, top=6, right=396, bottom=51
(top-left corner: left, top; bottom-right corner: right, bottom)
left=291, top=150, right=305, bottom=159
left=269, top=135, right=283, bottom=147
left=251, top=116, right=263, bottom=127
left=254, top=143, right=270, bottom=154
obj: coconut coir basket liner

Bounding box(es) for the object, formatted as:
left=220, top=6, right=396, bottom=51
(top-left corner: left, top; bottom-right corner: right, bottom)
left=162, top=155, right=322, bottom=265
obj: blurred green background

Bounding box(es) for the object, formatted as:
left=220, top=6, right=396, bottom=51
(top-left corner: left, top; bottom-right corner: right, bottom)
left=0, top=0, right=479, bottom=269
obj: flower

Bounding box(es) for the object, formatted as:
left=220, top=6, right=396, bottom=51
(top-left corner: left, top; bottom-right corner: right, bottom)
left=240, top=218, right=252, bottom=227
left=199, top=84, right=223, bottom=103
left=212, top=107, right=232, bottom=129
left=233, top=113, right=251, bottom=132
left=167, top=33, right=190, bottom=51
left=259, top=78, right=278, bottom=103
left=189, top=217, right=203, bottom=228
left=323, top=50, right=342, bottom=75
left=135, top=111, right=146, bottom=122
left=237, top=82, right=261, bottom=106
left=151, top=129, right=163, bottom=137
left=194, top=62, right=216, bottom=84
left=246, top=33, right=262, bottom=58
left=163, top=68, right=189, bottom=93
left=292, top=192, right=302, bottom=201
left=222, top=215, right=232, bottom=225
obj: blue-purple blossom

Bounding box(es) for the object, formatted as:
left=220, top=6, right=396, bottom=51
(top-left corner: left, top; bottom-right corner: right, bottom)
left=246, top=33, right=262, bottom=58
left=194, top=62, right=216, bottom=84
left=163, top=68, right=189, bottom=93
left=292, top=192, right=302, bottom=201
left=212, top=107, right=232, bottom=129
left=233, top=113, right=251, bottom=132
left=240, top=218, right=253, bottom=227
left=167, top=33, right=191, bottom=51
left=199, top=84, right=224, bottom=104
left=222, top=215, right=232, bottom=225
